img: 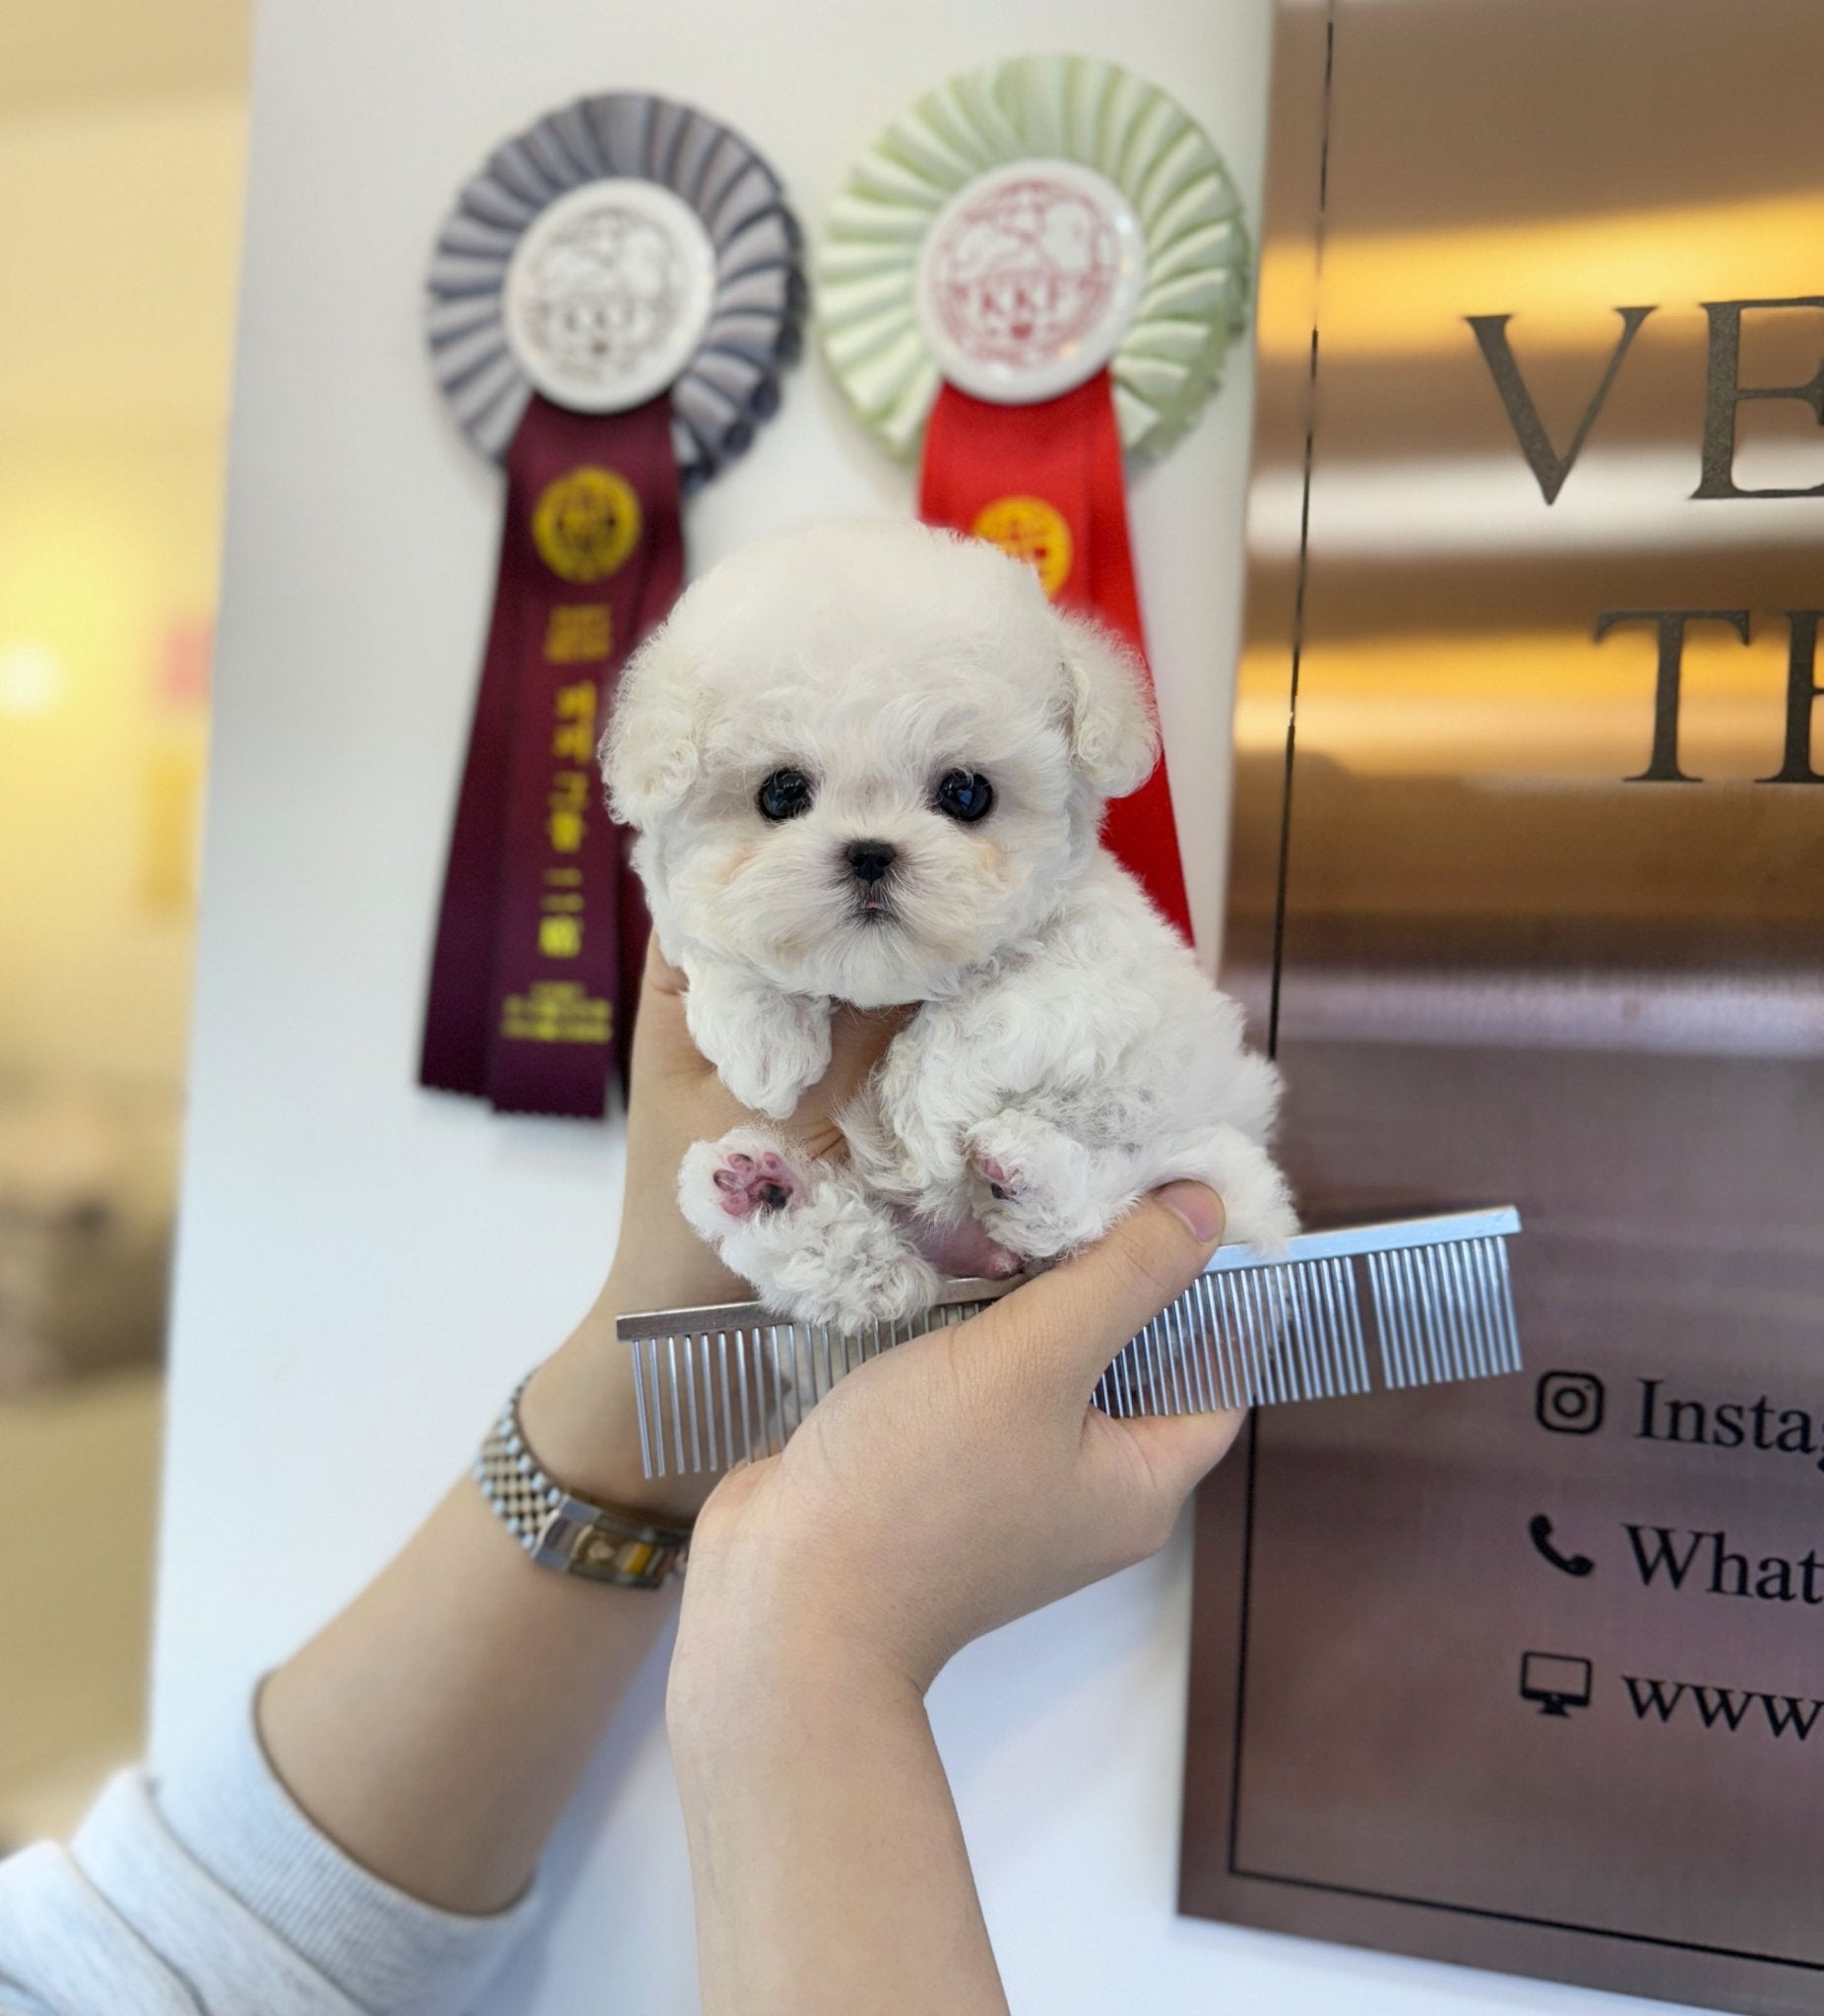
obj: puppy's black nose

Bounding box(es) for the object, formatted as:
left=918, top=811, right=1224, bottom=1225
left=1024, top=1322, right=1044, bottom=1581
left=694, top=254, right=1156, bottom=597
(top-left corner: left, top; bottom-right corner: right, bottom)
left=846, top=840, right=897, bottom=886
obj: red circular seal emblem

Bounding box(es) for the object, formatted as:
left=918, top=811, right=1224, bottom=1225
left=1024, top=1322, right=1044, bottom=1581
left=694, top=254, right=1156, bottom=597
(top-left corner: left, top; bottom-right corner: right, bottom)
left=915, top=160, right=1145, bottom=405
left=929, top=176, right=1119, bottom=368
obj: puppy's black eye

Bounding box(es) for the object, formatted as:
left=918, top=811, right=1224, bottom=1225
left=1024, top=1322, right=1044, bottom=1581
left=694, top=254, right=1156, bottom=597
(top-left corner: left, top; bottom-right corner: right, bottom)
left=756, top=768, right=814, bottom=821
left=933, top=770, right=994, bottom=823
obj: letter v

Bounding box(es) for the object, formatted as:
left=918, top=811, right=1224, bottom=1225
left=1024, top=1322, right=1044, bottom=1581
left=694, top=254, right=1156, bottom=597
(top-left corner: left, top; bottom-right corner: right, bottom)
left=1467, top=307, right=1656, bottom=503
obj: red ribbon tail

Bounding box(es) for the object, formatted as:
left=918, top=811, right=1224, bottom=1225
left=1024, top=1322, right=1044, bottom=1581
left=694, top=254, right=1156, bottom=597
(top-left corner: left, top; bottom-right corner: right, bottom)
left=918, top=373, right=1193, bottom=942
left=1081, top=379, right=1193, bottom=941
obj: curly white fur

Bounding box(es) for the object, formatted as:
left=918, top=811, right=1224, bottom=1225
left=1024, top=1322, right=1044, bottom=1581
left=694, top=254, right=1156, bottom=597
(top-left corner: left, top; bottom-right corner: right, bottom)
left=605, top=517, right=1295, bottom=1329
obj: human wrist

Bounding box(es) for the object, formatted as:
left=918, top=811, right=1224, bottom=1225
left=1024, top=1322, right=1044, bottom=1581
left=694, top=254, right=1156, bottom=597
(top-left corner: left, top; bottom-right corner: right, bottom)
left=670, top=1504, right=945, bottom=1720
left=668, top=1602, right=924, bottom=1782
left=510, top=1218, right=746, bottom=1520
left=516, top=1317, right=706, bottom=1526
left=597, top=1228, right=744, bottom=1324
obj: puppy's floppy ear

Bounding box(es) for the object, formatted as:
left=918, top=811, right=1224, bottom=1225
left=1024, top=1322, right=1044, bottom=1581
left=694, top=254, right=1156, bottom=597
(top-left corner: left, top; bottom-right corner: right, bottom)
left=600, top=620, right=700, bottom=826
left=1053, top=608, right=1160, bottom=797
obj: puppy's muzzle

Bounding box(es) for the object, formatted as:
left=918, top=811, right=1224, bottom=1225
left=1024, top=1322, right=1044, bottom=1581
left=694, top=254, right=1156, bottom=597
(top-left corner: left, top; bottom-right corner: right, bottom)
left=845, top=839, right=897, bottom=918
left=846, top=840, right=896, bottom=886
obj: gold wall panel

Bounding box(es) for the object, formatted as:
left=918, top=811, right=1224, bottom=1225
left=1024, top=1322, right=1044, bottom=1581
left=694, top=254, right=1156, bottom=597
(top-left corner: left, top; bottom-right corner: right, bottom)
left=1182, top=3, right=1824, bottom=2008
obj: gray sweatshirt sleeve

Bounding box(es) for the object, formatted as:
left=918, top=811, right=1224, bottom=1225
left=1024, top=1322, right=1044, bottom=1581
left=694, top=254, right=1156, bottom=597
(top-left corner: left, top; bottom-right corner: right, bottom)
left=0, top=1701, right=540, bottom=2016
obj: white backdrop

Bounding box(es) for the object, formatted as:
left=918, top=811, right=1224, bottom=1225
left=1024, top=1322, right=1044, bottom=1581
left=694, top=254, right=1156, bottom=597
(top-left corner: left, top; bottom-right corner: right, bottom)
left=153, top=2, right=1681, bottom=2010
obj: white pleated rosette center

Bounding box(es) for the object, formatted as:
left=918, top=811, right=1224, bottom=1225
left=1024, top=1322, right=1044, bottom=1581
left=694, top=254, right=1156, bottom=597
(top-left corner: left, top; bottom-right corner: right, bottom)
left=914, top=160, right=1146, bottom=405
left=503, top=180, right=718, bottom=414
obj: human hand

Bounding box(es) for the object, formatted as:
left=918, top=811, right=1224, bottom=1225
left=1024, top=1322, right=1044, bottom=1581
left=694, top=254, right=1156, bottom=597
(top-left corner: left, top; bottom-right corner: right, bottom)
left=520, top=938, right=908, bottom=1521
left=669, top=1181, right=1244, bottom=1699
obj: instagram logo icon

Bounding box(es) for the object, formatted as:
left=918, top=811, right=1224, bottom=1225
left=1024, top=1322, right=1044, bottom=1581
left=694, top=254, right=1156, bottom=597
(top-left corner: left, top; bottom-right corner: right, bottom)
left=1536, top=1370, right=1605, bottom=1436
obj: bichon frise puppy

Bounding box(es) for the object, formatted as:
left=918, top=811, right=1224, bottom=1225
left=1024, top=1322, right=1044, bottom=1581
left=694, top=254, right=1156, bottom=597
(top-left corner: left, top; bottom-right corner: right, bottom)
left=603, top=518, right=1294, bottom=1332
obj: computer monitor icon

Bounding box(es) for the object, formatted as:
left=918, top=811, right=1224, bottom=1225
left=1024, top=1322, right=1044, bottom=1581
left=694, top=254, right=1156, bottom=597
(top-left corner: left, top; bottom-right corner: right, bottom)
left=1519, top=1651, right=1593, bottom=1717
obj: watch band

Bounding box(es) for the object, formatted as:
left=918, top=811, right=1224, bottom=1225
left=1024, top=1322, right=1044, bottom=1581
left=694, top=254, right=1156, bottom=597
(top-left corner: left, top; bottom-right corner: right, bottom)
left=473, top=1376, right=692, bottom=1588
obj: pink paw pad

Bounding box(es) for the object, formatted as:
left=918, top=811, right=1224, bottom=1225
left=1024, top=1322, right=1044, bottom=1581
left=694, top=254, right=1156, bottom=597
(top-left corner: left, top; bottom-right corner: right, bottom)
left=711, top=1149, right=799, bottom=1219
left=975, top=1153, right=1020, bottom=1202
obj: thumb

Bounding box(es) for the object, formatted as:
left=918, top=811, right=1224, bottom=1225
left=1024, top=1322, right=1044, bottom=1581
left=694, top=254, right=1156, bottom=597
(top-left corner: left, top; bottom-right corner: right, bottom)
left=980, top=1182, right=1226, bottom=1404
left=817, top=1002, right=913, bottom=1108
left=1111, top=1405, right=1249, bottom=1505
left=630, top=933, right=722, bottom=1089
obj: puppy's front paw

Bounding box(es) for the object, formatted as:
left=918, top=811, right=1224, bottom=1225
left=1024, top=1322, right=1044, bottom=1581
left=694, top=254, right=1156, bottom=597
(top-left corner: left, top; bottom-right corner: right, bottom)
left=714, top=999, right=831, bottom=1120
left=676, top=1126, right=941, bottom=1330
left=967, top=1111, right=1101, bottom=1260
left=679, top=1126, right=810, bottom=1245
left=710, top=1145, right=801, bottom=1219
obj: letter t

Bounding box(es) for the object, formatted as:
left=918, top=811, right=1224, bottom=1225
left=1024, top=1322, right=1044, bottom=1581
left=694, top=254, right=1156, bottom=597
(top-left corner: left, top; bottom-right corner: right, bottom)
left=1595, top=609, right=1752, bottom=783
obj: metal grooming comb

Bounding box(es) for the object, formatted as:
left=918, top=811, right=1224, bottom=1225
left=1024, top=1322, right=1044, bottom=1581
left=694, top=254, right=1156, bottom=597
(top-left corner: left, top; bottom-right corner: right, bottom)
left=621, top=1206, right=1523, bottom=1479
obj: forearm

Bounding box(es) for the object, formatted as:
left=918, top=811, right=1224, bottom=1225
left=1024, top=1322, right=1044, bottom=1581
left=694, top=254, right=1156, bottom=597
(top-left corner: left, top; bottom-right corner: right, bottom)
left=257, top=1272, right=697, bottom=1917
left=238, top=952, right=916, bottom=1927
left=669, top=1633, right=1008, bottom=2016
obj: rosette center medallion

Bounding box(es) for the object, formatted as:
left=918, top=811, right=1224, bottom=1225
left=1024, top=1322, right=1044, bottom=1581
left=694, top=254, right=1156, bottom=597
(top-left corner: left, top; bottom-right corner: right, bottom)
left=917, top=162, right=1144, bottom=405
left=505, top=181, right=717, bottom=415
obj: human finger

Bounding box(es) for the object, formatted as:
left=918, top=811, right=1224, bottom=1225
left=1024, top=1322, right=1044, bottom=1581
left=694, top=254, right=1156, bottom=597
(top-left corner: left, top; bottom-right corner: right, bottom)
left=626, top=935, right=711, bottom=1084
left=815, top=1003, right=912, bottom=1112
left=1104, top=1404, right=1249, bottom=1507
left=977, top=1182, right=1226, bottom=1404
left=645, top=935, right=689, bottom=998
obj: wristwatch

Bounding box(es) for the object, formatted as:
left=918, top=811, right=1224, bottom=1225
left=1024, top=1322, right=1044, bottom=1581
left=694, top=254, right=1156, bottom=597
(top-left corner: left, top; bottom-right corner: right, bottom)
left=473, top=1376, right=692, bottom=1588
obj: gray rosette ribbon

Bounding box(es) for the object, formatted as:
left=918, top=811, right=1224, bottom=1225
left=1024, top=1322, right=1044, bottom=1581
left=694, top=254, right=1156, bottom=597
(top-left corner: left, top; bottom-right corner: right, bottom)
left=426, top=91, right=802, bottom=485
left=419, top=94, right=801, bottom=1121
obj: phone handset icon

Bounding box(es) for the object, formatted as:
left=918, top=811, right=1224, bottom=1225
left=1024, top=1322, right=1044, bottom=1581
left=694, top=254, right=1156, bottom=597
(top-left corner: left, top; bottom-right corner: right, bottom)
left=1528, top=1514, right=1595, bottom=1577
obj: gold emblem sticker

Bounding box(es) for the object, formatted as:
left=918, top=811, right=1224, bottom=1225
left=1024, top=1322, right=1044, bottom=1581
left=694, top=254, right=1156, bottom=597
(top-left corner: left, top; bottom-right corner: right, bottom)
left=972, top=493, right=1073, bottom=598
left=532, top=467, right=642, bottom=583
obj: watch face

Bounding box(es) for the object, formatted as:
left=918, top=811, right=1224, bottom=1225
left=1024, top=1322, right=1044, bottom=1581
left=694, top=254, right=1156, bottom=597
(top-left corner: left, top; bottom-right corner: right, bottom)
left=915, top=160, right=1147, bottom=405
left=504, top=178, right=718, bottom=413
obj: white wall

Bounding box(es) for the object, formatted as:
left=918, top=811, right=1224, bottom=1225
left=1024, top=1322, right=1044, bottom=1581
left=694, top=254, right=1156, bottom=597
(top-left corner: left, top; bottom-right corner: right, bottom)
left=154, top=2, right=1677, bottom=2010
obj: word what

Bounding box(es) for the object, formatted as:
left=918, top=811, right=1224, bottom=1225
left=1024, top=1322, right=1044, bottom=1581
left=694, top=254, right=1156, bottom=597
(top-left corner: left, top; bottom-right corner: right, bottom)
left=1625, top=1526, right=1824, bottom=1605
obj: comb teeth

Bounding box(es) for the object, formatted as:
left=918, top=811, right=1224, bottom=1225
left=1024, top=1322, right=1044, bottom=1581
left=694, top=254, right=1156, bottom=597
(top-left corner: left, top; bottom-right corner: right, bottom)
left=1088, top=1253, right=1375, bottom=1418
left=622, top=1207, right=1523, bottom=1478
left=1365, top=1232, right=1521, bottom=1389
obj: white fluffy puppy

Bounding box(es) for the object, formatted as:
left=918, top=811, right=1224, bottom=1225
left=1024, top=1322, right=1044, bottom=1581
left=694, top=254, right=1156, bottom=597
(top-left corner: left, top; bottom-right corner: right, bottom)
left=603, top=517, right=1294, bottom=1332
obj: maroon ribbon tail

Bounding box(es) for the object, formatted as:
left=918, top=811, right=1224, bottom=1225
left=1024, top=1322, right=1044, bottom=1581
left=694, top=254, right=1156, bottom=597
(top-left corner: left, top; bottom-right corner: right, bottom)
left=419, top=393, right=684, bottom=1118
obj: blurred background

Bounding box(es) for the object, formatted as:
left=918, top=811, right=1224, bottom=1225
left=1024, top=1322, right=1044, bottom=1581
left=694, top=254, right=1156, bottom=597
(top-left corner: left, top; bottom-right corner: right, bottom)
left=0, top=0, right=249, bottom=1846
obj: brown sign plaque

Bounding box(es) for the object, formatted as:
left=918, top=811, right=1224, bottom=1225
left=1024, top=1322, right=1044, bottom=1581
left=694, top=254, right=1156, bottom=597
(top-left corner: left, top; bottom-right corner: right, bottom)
left=1181, top=2, right=1824, bottom=2010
